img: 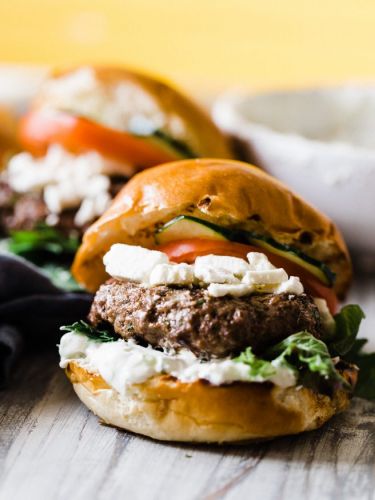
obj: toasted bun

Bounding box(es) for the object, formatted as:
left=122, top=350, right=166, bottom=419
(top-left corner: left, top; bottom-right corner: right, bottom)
left=33, top=65, right=232, bottom=159
left=72, top=159, right=351, bottom=297
left=0, top=106, right=18, bottom=164
left=66, top=361, right=353, bottom=443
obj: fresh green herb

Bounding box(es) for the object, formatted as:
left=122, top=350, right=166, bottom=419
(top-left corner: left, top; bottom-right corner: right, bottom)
left=327, top=305, right=366, bottom=356
left=344, top=338, right=375, bottom=400
left=61, top=320, right=118, bottom=343
left=235, top=347, right=277, bottom=379
left=8, top=225, right=79, bottom=256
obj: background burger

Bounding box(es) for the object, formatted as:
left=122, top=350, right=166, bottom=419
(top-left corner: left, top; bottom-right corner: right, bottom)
left=0, top=66, right=231, bottom=287
left=60, top=159, right=364, bottom=442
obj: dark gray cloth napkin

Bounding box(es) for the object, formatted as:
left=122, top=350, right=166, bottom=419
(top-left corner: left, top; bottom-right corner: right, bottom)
left=0, top=254, right=92, bottom=387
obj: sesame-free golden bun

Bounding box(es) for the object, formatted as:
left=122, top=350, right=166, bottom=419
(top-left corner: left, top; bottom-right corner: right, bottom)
left=72, top=159, right=351, bottom=297
left=66, top=361, right=355, bottom=443
left=32, top=65, right=232, bottom=160
left=0, top=105, right=18, bottom=165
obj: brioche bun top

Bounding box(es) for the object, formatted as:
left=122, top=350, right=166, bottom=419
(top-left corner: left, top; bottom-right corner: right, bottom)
left=0, top=105, right=18, bottom=162
left=32, top=65, right=232, bottom=159
left=72, top=159, right=351, bottom=296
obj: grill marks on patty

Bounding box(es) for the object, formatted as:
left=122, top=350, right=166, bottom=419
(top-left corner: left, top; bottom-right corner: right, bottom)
left=89, top=279, right=323, bottom=359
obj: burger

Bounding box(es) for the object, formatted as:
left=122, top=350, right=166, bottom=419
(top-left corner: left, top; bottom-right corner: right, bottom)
left=59, top=159, right=364, bottom=442
left=0, top=66, right=231, bottom=283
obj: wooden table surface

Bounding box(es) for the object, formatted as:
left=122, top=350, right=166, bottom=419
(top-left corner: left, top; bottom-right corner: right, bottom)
left=1, top=267, right=374, bottom=500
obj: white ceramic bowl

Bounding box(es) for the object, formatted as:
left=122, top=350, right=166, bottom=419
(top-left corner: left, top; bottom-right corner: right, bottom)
left=213, top=86, right=375, bottom=253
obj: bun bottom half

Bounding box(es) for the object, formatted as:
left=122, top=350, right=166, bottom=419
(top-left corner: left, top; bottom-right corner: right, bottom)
left=66, top=362, right=352, bottom=443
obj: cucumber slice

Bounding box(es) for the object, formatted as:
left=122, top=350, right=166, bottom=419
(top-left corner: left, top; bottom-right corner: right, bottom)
left=148, top=130, right=196, bottom=159
left=155, top=216, right=228, bottom=245
left=155, top=216, right=335, bottom=286
left=247, top=237, right=333, bottom=286
left=127, top=116, right=196, bottom=159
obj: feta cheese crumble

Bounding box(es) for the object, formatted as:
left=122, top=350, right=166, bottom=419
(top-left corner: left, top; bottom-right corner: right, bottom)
left=6, top=144, right=113, bottom=226
left=194, top=255, right=249, bottom=283
left=207, top=283, right=254, bottom=297
left=41, top=67, right=183, bottom=137
left=149, top=263, right=194, bottom=286
left=103, top=243, right=304, bottom=298
left=103, top=244, right=169, bottom=283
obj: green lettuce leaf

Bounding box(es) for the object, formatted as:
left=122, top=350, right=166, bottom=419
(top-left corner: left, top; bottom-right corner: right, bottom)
left=235, top=331, right=348, bottom=392
left=8, top=225, right=79, bottom=256
left=327, top=305, right=366, bottom=356
left=265, top=331, right=347, bottom=389
left=237, top=306, right=372, bottom=399
left=345, top=339, right=375, bottom=400
left=1, top=225, right=82, bottom=292
left=1, top=235, right=81, bottom=292
left=61, top=320, right=118, bottom=342
left=323, top=304, right=375, bottom=399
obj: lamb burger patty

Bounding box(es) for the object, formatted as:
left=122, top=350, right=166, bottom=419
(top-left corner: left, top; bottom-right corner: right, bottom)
left=88, top=278, right=323, bottom=358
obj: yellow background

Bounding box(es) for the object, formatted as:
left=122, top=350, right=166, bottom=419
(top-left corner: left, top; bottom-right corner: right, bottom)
left=1, top=0, right=375, bottom=90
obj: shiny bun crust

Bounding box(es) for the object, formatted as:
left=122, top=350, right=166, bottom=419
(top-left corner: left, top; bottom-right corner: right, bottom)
left=34, top=65, right=232, bottom=159
left=72, top=159, right=351, bottom=297
left=67, top=362, right=352, bottom=443
left=0, top=106, right=18, bottom=160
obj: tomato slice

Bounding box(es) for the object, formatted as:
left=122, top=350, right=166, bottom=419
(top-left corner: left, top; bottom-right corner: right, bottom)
left=158, top=239, right=338, bottom=314
left=19, top=109, right=179, bottom=167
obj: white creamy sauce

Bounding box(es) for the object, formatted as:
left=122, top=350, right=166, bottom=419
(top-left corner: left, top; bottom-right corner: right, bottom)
left=59, top=331, right=296, bottom=393
left=103, top=244, right=304, bottom=298
left=6, top=145, right=113, bottom=226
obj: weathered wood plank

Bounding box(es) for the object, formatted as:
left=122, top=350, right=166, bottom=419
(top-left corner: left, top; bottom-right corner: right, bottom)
left=0, top=274, right=374, bottom=500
